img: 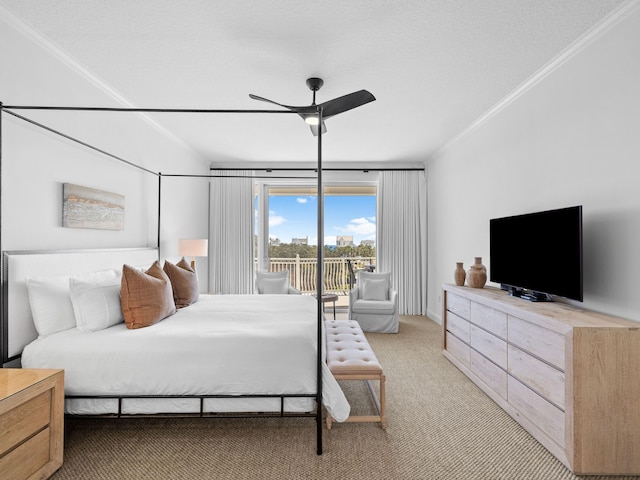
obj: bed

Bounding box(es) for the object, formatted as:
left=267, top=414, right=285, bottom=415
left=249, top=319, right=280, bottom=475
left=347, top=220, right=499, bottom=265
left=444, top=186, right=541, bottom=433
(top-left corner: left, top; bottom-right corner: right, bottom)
left=2, top=93, right=337, bottom=456
left=2, top=248, right=349, bottom=425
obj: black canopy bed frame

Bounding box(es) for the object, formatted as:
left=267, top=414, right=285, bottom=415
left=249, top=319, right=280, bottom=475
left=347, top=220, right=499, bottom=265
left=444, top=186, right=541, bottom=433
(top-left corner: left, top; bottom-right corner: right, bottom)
left=0, top=101, right=328, bottom=454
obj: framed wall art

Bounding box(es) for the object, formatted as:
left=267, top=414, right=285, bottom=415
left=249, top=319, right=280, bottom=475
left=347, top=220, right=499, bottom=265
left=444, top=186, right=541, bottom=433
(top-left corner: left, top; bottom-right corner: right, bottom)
left=62, top=183, right=125, bottom=230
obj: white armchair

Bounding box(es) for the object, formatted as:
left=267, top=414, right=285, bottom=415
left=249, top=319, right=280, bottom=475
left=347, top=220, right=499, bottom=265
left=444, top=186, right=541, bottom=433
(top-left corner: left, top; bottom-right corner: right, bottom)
left=348, top=271, right=399, bottom=333
left=255, top=270, right=301, bottom=295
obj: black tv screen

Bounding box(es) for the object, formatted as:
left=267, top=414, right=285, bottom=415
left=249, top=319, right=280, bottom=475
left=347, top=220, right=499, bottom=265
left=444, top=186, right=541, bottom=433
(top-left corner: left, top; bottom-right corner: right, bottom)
left=490, top=206, right=583, bottom=302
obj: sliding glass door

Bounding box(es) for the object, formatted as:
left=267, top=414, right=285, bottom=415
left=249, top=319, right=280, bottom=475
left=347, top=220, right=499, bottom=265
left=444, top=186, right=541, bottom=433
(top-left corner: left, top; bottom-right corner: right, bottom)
left=255, top=183, right=377, bottom=299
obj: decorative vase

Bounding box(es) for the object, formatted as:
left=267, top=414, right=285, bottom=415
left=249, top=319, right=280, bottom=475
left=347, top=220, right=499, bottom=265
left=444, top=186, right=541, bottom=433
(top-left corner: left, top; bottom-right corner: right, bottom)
left=454, top=262, right=466, bottom=286
left=467, top=257, right=487, bottom=288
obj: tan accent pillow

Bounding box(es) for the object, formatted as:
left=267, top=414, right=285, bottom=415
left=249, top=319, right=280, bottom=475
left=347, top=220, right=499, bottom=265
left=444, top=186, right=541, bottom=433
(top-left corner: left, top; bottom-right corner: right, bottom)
left=163, top=258, right=199, bottom=308
left=120, top=261, right=176, bottom=329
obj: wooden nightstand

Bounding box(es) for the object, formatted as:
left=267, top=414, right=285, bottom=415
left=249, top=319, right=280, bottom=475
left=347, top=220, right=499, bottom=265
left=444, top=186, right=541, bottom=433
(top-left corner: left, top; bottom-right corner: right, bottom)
left=0, top=369, right=64, bottom=480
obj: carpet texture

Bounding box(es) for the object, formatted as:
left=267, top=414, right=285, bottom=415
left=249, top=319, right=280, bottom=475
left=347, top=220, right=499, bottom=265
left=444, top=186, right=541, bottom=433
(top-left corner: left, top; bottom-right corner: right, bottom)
left=52, top=316, right=640, bottom=479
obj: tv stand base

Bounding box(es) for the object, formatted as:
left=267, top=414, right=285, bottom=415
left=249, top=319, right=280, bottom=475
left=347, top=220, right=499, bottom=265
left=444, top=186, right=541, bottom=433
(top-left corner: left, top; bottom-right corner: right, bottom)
left=502, top=285, right=552, bottom=302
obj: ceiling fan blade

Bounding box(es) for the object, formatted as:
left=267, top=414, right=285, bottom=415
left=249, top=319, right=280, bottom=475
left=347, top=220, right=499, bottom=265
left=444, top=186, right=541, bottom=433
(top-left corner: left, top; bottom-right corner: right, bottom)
left=310, top=122, right=327, bottom=137
left=249, top=94, right=292, bottom=110
left=249, top=94, right=316, bottom=115
left=250, top=93, right=321, bottom=133
left=319, top=90, right=376, bottom=119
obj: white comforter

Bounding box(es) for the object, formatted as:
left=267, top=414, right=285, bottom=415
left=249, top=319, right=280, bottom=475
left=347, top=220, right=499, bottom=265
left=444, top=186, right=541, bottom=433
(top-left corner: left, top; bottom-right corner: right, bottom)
left=22, top=294, right=349, bottom=422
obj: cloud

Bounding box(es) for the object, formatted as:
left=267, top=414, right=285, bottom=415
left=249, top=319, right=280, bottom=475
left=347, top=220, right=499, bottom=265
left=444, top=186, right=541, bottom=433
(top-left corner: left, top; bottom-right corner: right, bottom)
left=296, top=197, right=308, bottom=204
left=344, top=217, right=377, bottom=236
left=269, top=210, right=286, bottom=227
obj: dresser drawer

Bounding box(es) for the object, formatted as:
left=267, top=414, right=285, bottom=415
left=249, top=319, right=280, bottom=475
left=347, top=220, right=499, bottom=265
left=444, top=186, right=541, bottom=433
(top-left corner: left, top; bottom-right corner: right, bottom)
left=470, top=324, right=507, bottom=369
left=0, top=427, right=51, bottom=480
left=446, top=292, right=470, bottom=320
left=446, top=331, right=470, bottom=367
left=508, top=345, right=565, bottom=409
left=470, top=302, right=507, bottom=339
left=508, top=315, right=565, bottom=370
left=0, top=390, right=51, bottom=457
left=508, top=376, right=565, bottom=446
left=471, top=349, right=507, bottom=400
left=446, top=311, right=470, bottom=344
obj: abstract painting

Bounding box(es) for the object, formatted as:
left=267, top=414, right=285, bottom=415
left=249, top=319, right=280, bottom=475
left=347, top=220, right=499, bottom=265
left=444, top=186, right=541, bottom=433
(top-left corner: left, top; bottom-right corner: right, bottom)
left=62, top=183, right=125, bottom=230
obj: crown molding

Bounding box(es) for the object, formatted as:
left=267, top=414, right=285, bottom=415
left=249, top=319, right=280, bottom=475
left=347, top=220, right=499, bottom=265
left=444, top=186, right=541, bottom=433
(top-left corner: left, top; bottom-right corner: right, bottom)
left=429, top=0, right=640, bottom=163
left=0, top=5, right=205, bottom=162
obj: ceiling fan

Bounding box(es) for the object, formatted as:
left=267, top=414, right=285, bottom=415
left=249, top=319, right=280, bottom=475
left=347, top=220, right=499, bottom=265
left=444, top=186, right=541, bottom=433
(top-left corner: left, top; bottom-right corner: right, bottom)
left=249, top=77, right=375, bottom=136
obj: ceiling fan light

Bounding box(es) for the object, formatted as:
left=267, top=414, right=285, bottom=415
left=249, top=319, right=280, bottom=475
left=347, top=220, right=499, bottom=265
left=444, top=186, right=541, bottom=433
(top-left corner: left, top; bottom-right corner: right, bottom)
left=305, top=116, right=320, bottom=126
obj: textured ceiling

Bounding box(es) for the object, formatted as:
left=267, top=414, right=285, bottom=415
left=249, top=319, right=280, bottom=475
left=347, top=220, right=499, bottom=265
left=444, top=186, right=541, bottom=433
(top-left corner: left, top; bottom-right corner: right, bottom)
left=0, top=0, right=628, bottom=167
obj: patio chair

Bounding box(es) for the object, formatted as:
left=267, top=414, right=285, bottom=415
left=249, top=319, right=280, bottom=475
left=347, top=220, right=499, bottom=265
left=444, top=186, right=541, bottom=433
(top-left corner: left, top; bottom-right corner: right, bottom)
left=255, top=270, right=301, bottom=295
left=348, top=271, right=399, bottom=333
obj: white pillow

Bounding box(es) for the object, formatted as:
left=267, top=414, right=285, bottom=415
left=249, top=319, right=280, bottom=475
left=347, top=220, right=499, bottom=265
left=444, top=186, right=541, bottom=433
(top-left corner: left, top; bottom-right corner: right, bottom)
left=69, top=270, right=123, bottom=332
left=26, top=275, right=76, bottom=337
left=363, top=278, right=388, bottom=301
left=358, top=272, right=391, bottom=299
left=260, top=277, right=288, bottom=294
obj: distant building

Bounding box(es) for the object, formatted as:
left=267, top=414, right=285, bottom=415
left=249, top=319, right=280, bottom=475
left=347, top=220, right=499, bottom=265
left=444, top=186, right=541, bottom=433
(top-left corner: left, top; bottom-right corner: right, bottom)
left=292, top=237, right=309, bottom=245
left=360, top=239, right=375, bottom=247
left=336, top=235, right=354, bottom=247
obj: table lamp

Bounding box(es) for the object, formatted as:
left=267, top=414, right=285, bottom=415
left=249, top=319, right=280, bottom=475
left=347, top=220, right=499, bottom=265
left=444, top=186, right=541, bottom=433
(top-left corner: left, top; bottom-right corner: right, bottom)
left=178, top=239, right=208, bottom=269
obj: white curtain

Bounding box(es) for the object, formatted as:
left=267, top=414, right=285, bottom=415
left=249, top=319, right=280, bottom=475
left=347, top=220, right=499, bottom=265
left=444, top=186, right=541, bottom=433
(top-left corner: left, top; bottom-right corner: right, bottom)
left=209, top=170, right=255, bottom=294
left=378, top=170, right=427, bottom=315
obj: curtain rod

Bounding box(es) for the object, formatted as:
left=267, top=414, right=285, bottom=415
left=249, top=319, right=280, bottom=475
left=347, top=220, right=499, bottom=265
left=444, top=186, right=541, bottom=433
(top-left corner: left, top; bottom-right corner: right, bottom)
left=161, top=173, right=320, bottom=180
left=210, top=167, right=425, bottom=172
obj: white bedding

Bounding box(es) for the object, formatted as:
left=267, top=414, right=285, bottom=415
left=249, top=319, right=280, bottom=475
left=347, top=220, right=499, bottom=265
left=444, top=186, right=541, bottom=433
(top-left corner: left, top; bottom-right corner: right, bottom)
left=22, top=294, right=349, bottom=422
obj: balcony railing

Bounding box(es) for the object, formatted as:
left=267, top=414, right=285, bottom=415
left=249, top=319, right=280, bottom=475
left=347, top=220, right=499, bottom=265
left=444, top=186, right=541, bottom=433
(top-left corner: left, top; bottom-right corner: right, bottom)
left=256, top=256, right=376, bottom=295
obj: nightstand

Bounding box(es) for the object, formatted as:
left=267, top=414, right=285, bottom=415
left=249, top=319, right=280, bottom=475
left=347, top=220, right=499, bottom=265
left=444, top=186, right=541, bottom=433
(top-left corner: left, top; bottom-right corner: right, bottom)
left=0, top=369, right=64, bottom=480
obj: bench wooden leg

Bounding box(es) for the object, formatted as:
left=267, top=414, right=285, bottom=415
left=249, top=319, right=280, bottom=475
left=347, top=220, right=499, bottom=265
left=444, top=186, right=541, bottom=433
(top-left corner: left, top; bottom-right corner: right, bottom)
left=379, top=374, right=386, bottom=429
left=327, top=374, right=386, bottom=429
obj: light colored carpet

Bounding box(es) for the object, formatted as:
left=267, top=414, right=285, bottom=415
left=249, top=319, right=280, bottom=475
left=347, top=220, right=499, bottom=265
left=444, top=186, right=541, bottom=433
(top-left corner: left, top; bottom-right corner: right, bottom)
left=52, top=316, right=640, bottom=479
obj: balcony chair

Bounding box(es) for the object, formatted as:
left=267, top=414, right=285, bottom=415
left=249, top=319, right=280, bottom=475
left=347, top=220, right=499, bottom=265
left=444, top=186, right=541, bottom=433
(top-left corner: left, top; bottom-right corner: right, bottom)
left=348, top=271, right=399, bottom=333
left=255, top=270, right=301, bottom=295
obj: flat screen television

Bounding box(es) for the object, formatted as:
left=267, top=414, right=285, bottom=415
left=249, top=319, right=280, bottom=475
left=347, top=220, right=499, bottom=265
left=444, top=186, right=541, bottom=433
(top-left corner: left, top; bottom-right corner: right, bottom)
left=489, top=205, right=583, bottom=302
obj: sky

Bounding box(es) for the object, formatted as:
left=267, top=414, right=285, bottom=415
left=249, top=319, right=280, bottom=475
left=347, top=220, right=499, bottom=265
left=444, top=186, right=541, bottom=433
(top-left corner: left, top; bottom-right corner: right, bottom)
left=267, top=195, right=376, bottom=246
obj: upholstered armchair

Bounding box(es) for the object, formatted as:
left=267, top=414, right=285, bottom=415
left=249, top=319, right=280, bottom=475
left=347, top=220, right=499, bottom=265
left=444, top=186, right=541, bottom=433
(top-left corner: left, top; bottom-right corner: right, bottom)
left=255, top=270, right=301, bottom=295
left=348, top=271, right=399, bottom=333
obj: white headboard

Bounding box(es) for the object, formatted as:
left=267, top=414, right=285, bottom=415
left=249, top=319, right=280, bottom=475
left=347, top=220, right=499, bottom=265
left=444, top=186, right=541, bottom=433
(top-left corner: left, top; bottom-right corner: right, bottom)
left=2, top=248, right=158, bottom=364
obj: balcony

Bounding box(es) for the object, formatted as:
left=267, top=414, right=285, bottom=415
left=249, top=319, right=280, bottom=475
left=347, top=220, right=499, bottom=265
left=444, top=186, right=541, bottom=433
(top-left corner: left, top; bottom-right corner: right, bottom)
left=256, top=256, right=376, bottom=308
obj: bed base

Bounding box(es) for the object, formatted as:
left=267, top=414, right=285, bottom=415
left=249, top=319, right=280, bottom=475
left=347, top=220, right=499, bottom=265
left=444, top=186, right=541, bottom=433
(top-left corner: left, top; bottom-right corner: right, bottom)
left=65, top=393, right=320, bottom=419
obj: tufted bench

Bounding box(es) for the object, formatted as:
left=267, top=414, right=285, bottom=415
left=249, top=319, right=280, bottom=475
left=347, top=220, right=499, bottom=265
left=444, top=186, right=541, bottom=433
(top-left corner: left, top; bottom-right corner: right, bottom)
left=325, top=319, right=386, bottom=429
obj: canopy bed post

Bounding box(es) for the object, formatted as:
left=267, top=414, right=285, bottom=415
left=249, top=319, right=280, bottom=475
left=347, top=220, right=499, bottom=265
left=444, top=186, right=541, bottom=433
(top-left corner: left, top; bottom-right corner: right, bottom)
left=315, top=105, right=324, bottom=455
left=158, top=173, right=162, bottom=252
left=0, top=102, right=5, bottom=365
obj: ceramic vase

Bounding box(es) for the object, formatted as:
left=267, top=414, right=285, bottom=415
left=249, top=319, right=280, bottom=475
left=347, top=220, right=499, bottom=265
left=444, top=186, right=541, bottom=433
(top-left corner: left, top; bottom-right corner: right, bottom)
left=454, top=262, right=466, bottom=286
left=467, top=257, right=487, bottom=288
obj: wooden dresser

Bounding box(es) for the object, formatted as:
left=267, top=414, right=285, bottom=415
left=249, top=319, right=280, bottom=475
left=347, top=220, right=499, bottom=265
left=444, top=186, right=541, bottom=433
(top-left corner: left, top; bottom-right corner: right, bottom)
left=442, top=284, right=640, bottom=475
left=0, top=369, right=64, bottom=480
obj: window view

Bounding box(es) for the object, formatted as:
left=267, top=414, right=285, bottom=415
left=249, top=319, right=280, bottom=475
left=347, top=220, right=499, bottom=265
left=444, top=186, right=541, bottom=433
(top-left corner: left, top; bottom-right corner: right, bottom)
left=256, top=185, right=376, bottom=304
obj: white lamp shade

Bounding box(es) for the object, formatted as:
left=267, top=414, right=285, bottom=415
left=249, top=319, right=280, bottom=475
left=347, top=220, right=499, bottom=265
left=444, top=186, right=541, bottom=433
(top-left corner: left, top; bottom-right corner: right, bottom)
left=179, top=239, right=208, bottom=257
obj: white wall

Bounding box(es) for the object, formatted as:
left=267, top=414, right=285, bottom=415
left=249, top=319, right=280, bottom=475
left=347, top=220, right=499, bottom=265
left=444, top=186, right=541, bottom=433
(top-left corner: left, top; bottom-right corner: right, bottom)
left=1, top=12, right=210, bottom=287
left=427, top=5, right=640, bottom=323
